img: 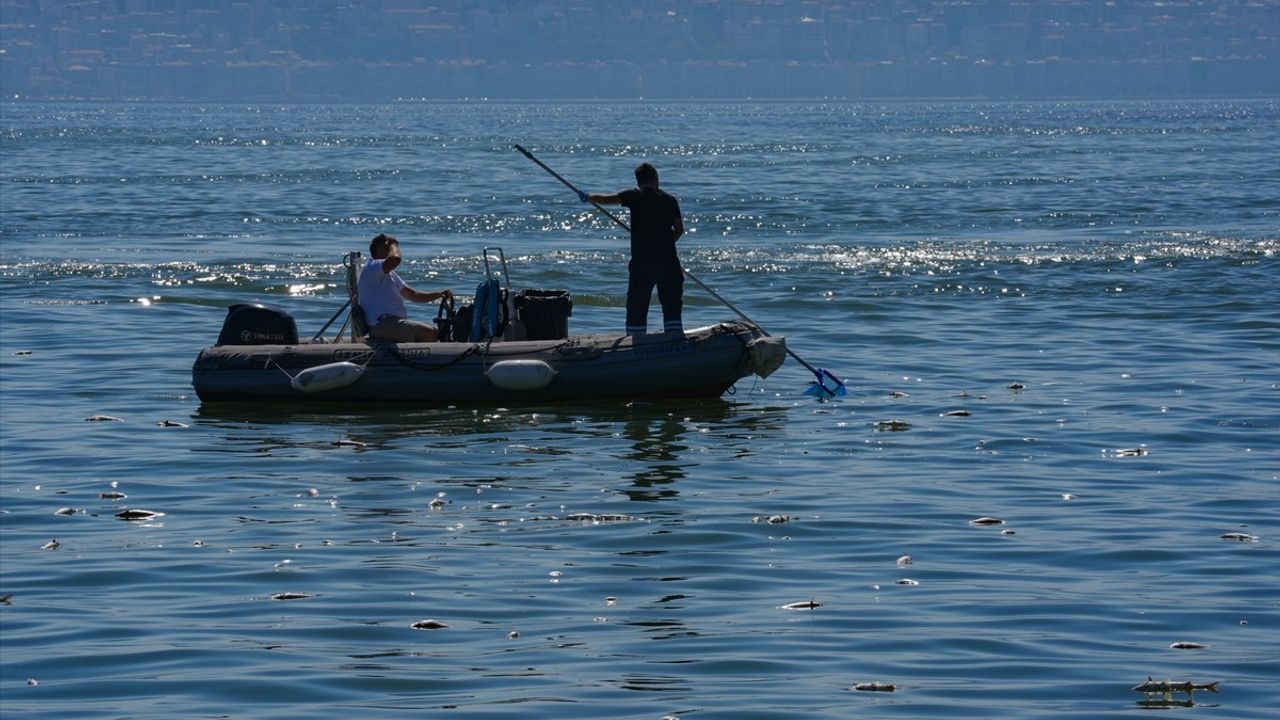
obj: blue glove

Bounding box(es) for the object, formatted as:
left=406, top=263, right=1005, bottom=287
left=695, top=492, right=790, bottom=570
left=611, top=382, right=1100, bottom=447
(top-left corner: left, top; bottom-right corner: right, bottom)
left=577, top=190, right=589, bottom=203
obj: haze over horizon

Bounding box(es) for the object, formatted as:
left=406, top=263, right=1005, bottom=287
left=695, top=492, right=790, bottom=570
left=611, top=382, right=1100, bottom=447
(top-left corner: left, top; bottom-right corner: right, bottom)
left=2, top=0, right=1277, bottom=101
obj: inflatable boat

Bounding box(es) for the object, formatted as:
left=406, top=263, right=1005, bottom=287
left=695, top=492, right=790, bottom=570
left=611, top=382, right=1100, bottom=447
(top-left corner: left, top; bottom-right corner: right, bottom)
left=191, top=249, right=786, bottom=404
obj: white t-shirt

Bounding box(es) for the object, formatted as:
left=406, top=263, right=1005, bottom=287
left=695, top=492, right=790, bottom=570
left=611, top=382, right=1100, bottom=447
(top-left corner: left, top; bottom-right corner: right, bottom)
left=358, top=258, right=407, bottom=322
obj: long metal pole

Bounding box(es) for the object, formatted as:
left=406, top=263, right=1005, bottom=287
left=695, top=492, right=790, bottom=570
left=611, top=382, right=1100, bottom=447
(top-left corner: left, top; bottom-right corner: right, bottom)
left=514, top=144, right=845, bottom=396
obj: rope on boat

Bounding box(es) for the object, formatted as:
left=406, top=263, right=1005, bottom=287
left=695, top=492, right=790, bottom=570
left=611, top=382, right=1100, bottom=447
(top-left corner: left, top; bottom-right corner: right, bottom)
left=386, top=344, right=478, bottom=372
left=267, top=347, right=379, bottom=381
left=385, top=337, right=574, bottom=374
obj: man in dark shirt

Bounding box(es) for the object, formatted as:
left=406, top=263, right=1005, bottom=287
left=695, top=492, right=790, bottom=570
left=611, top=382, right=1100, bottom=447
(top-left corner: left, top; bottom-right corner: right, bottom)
left=585, top=162, right=686, bottom=335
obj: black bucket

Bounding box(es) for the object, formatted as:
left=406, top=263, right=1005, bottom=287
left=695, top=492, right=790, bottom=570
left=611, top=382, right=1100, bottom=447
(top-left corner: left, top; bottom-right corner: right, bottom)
left=515, top=289, right=572, bottom=341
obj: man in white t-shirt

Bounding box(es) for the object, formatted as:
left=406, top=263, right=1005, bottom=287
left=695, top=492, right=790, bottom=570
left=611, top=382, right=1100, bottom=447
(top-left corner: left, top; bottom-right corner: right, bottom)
left=357, top=233, right=452, bottom=342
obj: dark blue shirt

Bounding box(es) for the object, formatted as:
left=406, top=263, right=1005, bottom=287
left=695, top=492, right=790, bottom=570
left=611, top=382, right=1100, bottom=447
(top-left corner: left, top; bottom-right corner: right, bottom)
left=619, top=186, right=681, bottom=264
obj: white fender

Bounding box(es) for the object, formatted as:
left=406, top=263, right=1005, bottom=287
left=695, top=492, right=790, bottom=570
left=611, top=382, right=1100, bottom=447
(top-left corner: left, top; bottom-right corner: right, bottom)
left=291, top=361, right=365, bottom=393
left=486, top=359, right=556, bottom=391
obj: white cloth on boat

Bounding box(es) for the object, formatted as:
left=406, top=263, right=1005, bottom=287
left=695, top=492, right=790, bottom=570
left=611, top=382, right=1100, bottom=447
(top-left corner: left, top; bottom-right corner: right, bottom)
left=748, top=336, right=787, bottom=378
left=358, top=258, right=407, bottom=323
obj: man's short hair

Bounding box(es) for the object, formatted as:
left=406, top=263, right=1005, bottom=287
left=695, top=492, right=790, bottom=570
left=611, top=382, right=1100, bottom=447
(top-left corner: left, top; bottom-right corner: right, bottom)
left=370, top=233, right=398, bottom=255
left=634, top=162, right=658, bottom=185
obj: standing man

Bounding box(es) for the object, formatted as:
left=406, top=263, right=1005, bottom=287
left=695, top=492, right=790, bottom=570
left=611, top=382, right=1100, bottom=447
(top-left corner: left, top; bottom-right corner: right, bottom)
left=358, top=233, right=452, bottom=342
left=584, top=162, right=685, bottom=335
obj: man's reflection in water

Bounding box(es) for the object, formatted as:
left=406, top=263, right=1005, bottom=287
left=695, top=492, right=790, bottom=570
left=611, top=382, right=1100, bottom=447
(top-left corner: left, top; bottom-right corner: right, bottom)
left=620, top=411, right=689, bottom=502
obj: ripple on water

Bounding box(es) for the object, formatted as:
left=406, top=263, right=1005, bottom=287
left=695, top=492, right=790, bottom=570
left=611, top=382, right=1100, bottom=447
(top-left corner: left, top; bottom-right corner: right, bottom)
left=3, top=101, right=1279, bottom=720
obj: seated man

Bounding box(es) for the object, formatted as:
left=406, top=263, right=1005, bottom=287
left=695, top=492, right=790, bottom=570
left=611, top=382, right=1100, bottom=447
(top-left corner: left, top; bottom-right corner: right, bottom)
left=357, top=233, right=452, bottom=342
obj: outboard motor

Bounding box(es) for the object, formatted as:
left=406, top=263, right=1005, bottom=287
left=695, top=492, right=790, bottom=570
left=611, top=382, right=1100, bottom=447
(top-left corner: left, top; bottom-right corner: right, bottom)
left=216, top=303, right=299, bottom=346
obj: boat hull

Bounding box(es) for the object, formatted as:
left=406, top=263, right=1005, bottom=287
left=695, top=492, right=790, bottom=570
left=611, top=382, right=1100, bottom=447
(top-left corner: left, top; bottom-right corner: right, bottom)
left=192, top=322, right=769, bottom=404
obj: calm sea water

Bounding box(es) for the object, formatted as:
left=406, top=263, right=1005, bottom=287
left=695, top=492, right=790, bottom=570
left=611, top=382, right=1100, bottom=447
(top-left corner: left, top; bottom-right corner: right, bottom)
left=1, top=100, right=1278, bottom=719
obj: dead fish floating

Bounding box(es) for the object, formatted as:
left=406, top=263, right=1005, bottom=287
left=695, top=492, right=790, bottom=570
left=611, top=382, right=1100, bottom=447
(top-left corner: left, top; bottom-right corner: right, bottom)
left=332, top=439, right=366, bottom=448
left=1108, top=447, right=1149, bottom=457
left=969, top=517, right=1004, bottom=526
left=84, top=414, right=123, bottom=422
left=943, top=410, right=972, bottom=417
left=270, top=592, right=313, bottom=601
left=1220, top=532, right=1258, bottom=542
left=41, top=538, right=59, bottom=550
left=54, top=507, right=77, bottom=516
left=156, top=419, right=188, bottom=428
left=115, top=509, right=164, bottom=521
left=563, top=512, right=634, bottom=523
left=895, top=578, right=919, bottom=586
left=874, top=420, right=911, bottom=432
left=411, top=619, right=450, bottom=630
left=1132, top=676, right=1220, bottom=695
left=1007, top=382, right=1026, bottom=391
left=896, top=554, right=913, bottom=566
left=99, top=491, right=127, bottom=500
left=1169, top=641, right=1209, bottom=650
left=852, top=682, right=897, bottom=692
left=752, top=514, right=792, bottom=524
left=780, top=599, right=822, bottom=610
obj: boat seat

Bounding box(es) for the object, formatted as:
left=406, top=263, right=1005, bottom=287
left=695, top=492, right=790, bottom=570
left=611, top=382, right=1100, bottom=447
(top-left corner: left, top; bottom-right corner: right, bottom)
left=344, top=250, right=370, bottom=341
left=351, top=303, right=370, bottom=338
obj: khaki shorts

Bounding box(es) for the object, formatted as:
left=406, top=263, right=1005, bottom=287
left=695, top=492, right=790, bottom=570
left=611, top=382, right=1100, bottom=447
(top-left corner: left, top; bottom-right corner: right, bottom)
left=369, top=316, right=436, bottom=342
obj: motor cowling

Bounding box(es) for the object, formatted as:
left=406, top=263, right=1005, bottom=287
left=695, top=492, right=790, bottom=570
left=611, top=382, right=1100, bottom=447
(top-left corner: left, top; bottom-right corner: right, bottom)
left=216, top=303, right=299, bottom=346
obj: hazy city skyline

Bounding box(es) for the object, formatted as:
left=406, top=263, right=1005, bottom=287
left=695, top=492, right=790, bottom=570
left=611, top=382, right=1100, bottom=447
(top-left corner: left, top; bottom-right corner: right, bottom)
left=2, top=0, right=1277, bottom=100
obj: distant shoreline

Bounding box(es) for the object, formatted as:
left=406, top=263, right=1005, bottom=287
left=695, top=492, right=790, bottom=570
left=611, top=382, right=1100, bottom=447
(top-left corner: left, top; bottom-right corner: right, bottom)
left=5, top=57, right=1276, bottom=103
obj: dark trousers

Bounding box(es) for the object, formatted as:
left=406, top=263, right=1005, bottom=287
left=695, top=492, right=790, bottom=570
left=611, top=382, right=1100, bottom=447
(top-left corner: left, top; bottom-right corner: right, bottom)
left=626, top=260, right=683, bottom=334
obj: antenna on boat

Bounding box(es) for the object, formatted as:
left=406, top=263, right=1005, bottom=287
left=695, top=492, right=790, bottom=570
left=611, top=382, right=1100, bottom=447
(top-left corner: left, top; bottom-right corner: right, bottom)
left=514, top=143, right=846, bottom=398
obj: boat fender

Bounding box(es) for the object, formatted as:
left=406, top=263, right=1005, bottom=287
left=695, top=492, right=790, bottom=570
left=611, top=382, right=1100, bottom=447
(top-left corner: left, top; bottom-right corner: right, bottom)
left=748, top=336, right=787, bottom=379
left=290, top=361, right=366, bottom=393
left=486, top=359, right=557, bottom=391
